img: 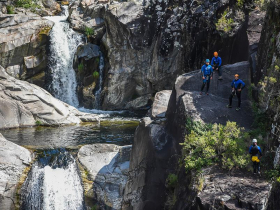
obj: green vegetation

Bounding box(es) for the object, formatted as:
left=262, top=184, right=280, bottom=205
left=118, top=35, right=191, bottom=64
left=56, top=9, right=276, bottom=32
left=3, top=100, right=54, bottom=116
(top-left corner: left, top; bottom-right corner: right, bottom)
left=181, top=119, right=250, bottom=172
left=166, top=174, right=178, bottom=189
left=78, top=63, right=84, bottom=72
left=216, top=10, right=234, bottom=33
left=237, top=0, right=244, bottom=7
left=91, top=205, right=99, bottom=210
left=15, top=0, right=41, bottom=10
left=6, top=5, right=15, bottom=14
left=93, top=71, right=99, bottom=79
left=84, top=27, right=95, bottom=38
left=35, top=120, right=42, bottom=126
left=95, top=57, right=100, bottom=64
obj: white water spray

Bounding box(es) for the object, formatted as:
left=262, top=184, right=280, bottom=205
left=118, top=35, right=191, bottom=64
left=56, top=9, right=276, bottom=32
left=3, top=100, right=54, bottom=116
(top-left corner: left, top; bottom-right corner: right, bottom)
left=21, top=152, right=85, bottom=210
left=45, top=7, right=82, bottom=107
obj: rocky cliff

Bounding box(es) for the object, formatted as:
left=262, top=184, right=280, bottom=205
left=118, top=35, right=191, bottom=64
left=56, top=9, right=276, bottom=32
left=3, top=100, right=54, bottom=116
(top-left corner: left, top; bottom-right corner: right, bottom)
left=123, top=61, right=273, bottom=209
left=68, top=0, right=265, bottom=110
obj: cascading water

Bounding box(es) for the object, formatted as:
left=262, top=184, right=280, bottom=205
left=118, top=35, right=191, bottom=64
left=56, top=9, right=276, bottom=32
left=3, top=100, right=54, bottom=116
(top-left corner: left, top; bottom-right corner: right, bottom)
left=21, top=150, right=85, bottom=210
left=94, top=51, right=105, bottom=109
left=45, top=7, right=82, bottom=107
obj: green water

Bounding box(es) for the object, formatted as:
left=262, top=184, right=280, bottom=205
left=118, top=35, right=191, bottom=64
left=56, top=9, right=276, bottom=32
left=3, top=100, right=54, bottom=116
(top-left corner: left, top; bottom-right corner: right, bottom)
left=1, top=119, right=140, bottom=149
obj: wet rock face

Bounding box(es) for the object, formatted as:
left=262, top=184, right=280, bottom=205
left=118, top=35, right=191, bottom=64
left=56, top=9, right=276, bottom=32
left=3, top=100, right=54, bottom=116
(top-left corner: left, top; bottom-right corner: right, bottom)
left=0, top=65, right=99, bottom=129
left=78, top=144, right=131, bottom=209
left=0, top=13, right=54, bottom=88
left=0, top=134, right=32, bottom=210
left=74, top=43, right=101, bottom=108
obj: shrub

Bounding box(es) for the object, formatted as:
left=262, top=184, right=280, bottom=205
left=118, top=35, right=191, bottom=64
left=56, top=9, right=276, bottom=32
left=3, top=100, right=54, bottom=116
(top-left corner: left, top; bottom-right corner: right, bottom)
left=6, top=5, right=15, bottom=14
left=181, top=120, right=250, bottom=172
left=237, top=0, right=244, bottom=7
left=35, top=120, right=42, bottom=126
left=216, top=10, right=234, bottom=33
left=84, top=27, right=95, bottom=38
left=15, top=0, right=40, bottom=10
left=93, top=71, right=99, bottom=79
left=78, top=63, right=84, bottom=72
left=166, top=174, right=178, bottom=189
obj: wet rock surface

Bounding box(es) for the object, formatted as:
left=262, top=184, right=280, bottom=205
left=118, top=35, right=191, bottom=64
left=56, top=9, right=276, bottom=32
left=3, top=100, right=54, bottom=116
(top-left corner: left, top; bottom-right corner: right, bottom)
left=78, top=144, right=131, bottom=209
left=0, top=134, right=32, bottom=210
left=0, top=65, right=99, bottom=129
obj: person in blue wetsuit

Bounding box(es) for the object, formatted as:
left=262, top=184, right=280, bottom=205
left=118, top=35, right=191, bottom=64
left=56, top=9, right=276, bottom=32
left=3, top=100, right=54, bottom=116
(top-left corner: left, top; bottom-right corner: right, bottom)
left=211, top=52, right=222, bottom=80
left=249, top=139, right=262, bottom=174
left=200, top=59, right=213, bottom=95
left=227, top=74, right=245, bottom=111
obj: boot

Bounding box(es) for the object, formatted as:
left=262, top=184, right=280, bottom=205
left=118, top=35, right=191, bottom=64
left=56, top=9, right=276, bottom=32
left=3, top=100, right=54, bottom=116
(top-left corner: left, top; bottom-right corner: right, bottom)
left=218, top=76, right=223, bottom=80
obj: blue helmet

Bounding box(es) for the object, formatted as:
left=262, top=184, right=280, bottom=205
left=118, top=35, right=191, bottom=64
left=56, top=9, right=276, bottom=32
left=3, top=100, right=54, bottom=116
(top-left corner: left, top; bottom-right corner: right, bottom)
left=206, top=59, right=210, bottom=63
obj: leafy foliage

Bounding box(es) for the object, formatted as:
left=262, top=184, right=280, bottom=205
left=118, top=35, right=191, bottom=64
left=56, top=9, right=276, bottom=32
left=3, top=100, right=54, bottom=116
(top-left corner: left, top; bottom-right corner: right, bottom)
left=6, top=5, right=15, bottom=14
left=166, top=174, right=178, bottom=189
left=35, top=120, right=42, bottom=126
left=15, top=0, right=40, bottom=10
left=237, top=0, right=244, bottom=7
left=216, top=10, right=234, bottom=33
left=84, top=27, right=95, bottom=38
left=93, top=71, right=99, bottom=79
left=181, top=120, right=250, bottom=172
left=78, top=63, right=84, bottom=72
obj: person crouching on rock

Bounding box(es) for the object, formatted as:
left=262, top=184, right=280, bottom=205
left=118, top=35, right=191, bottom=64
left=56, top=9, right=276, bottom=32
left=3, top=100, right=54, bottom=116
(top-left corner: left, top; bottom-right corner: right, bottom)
left=249, top=139, right=262, bottom=174
left=211, top=52, right=222, bottom=80
left=227, top=74, right=245, bottom=111
left=200, top=59, right=213, bottom=95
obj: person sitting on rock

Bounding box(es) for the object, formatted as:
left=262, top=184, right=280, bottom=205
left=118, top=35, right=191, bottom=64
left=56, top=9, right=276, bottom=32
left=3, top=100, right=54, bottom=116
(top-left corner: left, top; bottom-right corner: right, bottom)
left=211, top=52, right=223, bottom=80
left=227, top=74, right=245, bottom=111
left=249, top=139, right=262, bottom=174
left=200, top=59, right=213, bottom=95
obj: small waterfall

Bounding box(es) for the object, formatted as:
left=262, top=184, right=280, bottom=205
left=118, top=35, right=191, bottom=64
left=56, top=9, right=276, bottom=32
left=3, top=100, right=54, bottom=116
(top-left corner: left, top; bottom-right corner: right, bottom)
left=45, top=7, right=82, bottom=107
left=94, top=51, right=105, bottom=109
left=21, top=150, right=85, bottom=210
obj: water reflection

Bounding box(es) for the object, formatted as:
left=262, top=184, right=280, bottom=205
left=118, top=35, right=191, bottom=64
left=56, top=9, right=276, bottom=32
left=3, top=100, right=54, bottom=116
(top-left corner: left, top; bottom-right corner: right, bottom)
left=1, top=120, right=139, bottom=149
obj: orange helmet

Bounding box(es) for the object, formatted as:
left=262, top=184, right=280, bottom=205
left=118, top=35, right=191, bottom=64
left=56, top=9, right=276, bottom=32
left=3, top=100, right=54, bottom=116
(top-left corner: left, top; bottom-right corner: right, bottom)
left=235, top=74, right=239, bottom=77
left=214, top=52, right=218, bottom=57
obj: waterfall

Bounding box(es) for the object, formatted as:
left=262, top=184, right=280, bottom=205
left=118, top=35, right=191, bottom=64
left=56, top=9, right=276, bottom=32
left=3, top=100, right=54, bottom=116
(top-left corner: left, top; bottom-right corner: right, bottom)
left=21, top=150, right=85, bottom=210
left=45, top=7, right=82, bottom=107
left=94, top=51, right=105, bottom=109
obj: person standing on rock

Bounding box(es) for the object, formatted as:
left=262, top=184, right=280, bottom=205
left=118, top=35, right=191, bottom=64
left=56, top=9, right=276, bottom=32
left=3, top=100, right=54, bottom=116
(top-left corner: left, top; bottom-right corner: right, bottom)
left=200, top=59, right=213, bottom=95
left=249, top=139, right=262, bottom=174
left=211, top=52, right=223, bottom=80
left=227, top=74, right=245, bottom=111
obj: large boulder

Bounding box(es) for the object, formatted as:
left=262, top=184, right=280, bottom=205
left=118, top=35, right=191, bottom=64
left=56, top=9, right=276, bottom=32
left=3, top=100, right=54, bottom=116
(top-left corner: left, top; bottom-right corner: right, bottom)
left=0, top=13, right=53, bottom=87
left=0, top=65, right=99, bottom=129
left=0, top=134, right=32, bottom=210
left=78, top=144, right=131, bottom=209
left=151, top=90, right=172, bottom=118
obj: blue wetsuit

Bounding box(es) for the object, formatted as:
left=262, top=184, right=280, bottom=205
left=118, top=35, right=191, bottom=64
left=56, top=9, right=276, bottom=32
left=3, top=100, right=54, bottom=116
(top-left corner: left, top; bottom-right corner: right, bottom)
left=200, top=64, right=213, bottom=92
